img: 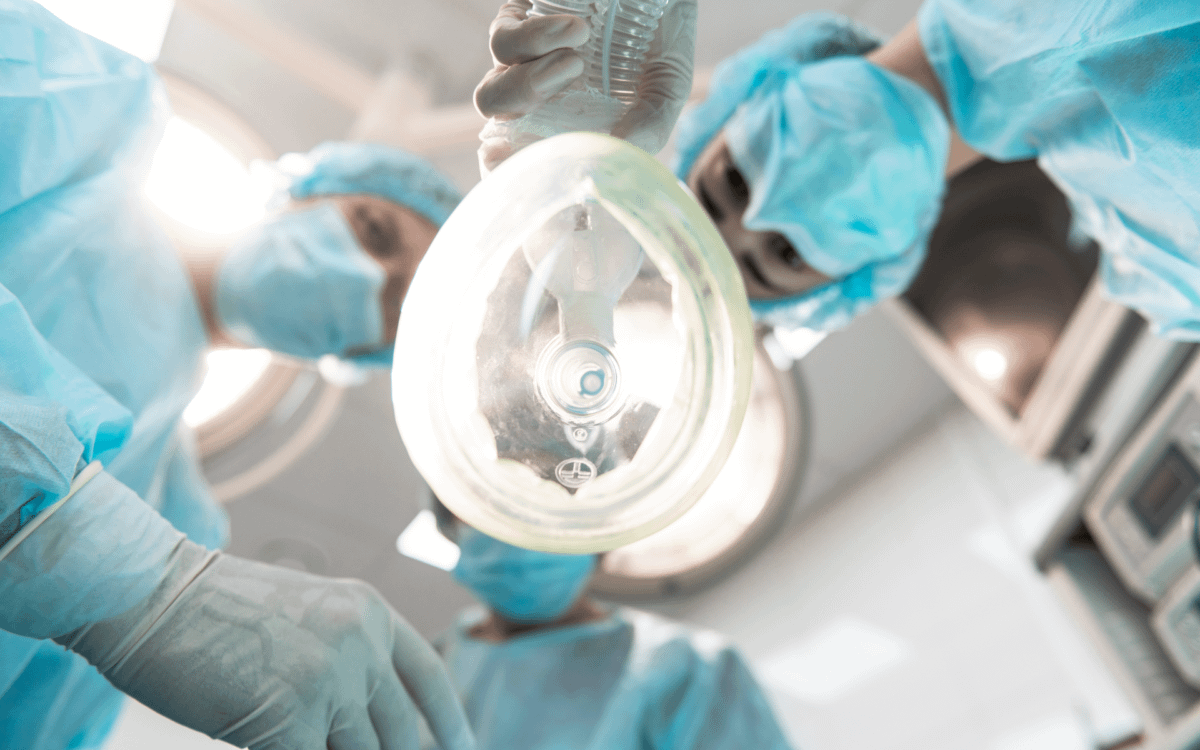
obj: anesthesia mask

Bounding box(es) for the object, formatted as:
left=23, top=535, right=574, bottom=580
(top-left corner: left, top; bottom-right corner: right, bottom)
left=393, top=133, right=753, bottom=553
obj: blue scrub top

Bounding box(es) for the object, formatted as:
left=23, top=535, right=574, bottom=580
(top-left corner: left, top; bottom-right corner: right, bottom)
left=919, top=0, right=1200, bottom=339
left=430, top=606, right=794, bottom=750
left=0, top=2, right=227, bottom=746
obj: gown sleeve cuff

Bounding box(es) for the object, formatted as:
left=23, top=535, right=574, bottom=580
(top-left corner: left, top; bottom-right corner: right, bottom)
left=0, top=467, right=185, bottom=639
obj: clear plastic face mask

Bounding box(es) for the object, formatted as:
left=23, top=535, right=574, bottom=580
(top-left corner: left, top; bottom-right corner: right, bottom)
left=394, top=133, right=754, bottom=553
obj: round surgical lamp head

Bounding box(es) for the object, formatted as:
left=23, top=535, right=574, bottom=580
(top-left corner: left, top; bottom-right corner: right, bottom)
left=394, top=133, right=755, bottom=553
left=923, top=228, right=1086, bottom=414
left=593, top=334, right=809, bottom=599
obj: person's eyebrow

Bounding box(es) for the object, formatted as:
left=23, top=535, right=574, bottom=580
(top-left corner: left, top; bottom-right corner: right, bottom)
left=723, top=162, right=749, bottom=203
left=697, top=180, right=724, bottom=223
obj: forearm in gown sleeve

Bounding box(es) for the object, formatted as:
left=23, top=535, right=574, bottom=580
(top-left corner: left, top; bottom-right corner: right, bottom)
left=0, top=282, right=185, bottom=638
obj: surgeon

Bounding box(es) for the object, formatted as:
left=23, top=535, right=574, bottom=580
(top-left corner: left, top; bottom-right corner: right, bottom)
left=422, top=498, right=793, bottom=750
left=475, top=0, right=1200, bottom=339
left=0, top=2, right=473, bottom=749
left=201, top=141, right=461, bottom=364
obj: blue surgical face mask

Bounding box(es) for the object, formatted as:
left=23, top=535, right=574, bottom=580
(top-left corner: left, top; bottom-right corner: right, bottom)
left=452, top=526, right=597, bottom=623
left=215, top=202, right=386, bottom=360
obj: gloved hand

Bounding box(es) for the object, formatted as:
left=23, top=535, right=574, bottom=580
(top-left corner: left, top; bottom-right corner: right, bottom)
left=1, top=467, right=474, bottom=750
left=65, top=536, right=473, bottom=750
left=1, top=268, right=470, bottom=749
left=474, top=0, right=696, bottom=174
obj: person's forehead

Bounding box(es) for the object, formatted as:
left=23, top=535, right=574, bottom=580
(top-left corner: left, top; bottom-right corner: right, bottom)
left=329, top=193, right=403, bottom=212
left=693, top=132, right=731, bottom=175
left=290, top=193, right=391, bottom=209
left=292, top=193, right=439, bottom=230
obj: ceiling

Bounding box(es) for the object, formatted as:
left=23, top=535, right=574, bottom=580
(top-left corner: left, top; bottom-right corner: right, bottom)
left=156, top=0, right=919, bottom=189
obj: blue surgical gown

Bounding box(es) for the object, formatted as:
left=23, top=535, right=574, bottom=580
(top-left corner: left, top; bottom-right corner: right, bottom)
left=0, top=2, right=227, bottom=747
left=428, top=606, right=794, bottom=750
left=919, top=0, right=1200, bottom=338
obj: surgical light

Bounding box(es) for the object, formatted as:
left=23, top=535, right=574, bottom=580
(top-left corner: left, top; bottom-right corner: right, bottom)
left=394, top=133, right=754, bottom=554
left=34, top=0, right=174, bottom=62
left=145, top=117, right=269, bottom=236
left=396, top=510, right=461, bottom=572
left=183, top=348, right=273, bottom=428
left=971, top=346, right=1009, bottom=382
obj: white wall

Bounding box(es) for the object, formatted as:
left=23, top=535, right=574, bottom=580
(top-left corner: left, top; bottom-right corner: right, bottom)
left=156, top=0, right=925, bottom=176
left=647, top=406, right=1136, bottom=750
left=795, top=306, right=956, bottom=518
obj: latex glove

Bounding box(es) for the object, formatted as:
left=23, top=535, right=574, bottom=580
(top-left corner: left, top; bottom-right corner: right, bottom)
left=475, top=0, right=696, bottom=174
left=610, top=0, right=696, bottom=153
left=0, top=468, right=473, bottom=750
left=0, top=282, right=471, bottom=749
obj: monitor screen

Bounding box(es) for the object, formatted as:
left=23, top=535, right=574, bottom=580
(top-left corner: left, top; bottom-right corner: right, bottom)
left=1131, top=443, right=1200, bottom=539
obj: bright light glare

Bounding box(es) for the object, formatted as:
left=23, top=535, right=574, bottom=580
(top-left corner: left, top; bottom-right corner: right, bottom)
left=35, top=0, right=174, bottom=61
left=757, top=617, right=911, bottom=704
left=601, top=347, right=784, bottom=578
left=183, top=349, right=273, bottom=428
left=145, top=117, right=269, bottom=235
left=397, top=510, right=461, bottom=571
left=971, top=347, right=1009, bottom=382
left=770, top=327, right=827, bottom=361
left=613, top=303, right=684, bottom=408
left=993, top=714, right=1091, bottom=750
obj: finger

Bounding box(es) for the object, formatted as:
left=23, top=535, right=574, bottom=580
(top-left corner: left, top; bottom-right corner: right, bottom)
left=474, top=48, right=584, bottom=119
left=390, top=617, right=475, bottom=750
left=491, top=14, right=589, bottom=65
left=368, top=675, right=420, bottom=750
left=492, top=0, right=535, bottom=30
left=478, top=138, right=517, bottom=177
left=327, top=706, right=383, bottom=750
left=611, top=100, right=677, bottom=155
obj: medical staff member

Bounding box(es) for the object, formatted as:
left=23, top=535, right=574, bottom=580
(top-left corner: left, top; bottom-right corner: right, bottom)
left=0, top=2, right=473, bottom=749
left=423, top=498, right=793, bottom=750
left=476, top=0, right=1200, bottom=339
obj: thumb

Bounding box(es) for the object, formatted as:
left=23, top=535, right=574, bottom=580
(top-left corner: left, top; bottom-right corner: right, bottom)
left=610, top=96, right=686, bottom=155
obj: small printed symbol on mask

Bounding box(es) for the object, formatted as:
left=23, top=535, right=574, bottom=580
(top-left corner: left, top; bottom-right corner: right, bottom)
left=572, top=427, right=589, bottom=442
left=555, top=457, right=597, bottom=488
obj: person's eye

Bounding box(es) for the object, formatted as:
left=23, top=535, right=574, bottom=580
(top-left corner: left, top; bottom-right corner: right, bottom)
left=355, top=205, right=399, bottom=258
left=697, top=182, right=724, bottom=222
left=740, top=253, right=771, bottom=289
left=724, top=163, right=750, bottom=204
left=768, top=234, right=803, bottom=269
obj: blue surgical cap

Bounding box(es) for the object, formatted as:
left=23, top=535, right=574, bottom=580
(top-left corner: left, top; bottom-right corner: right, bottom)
left=673, top=14, right=949, bottom=333
left=283, top=142, right=462, bottom=227
left=673, top=13, right=881, bottom=184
